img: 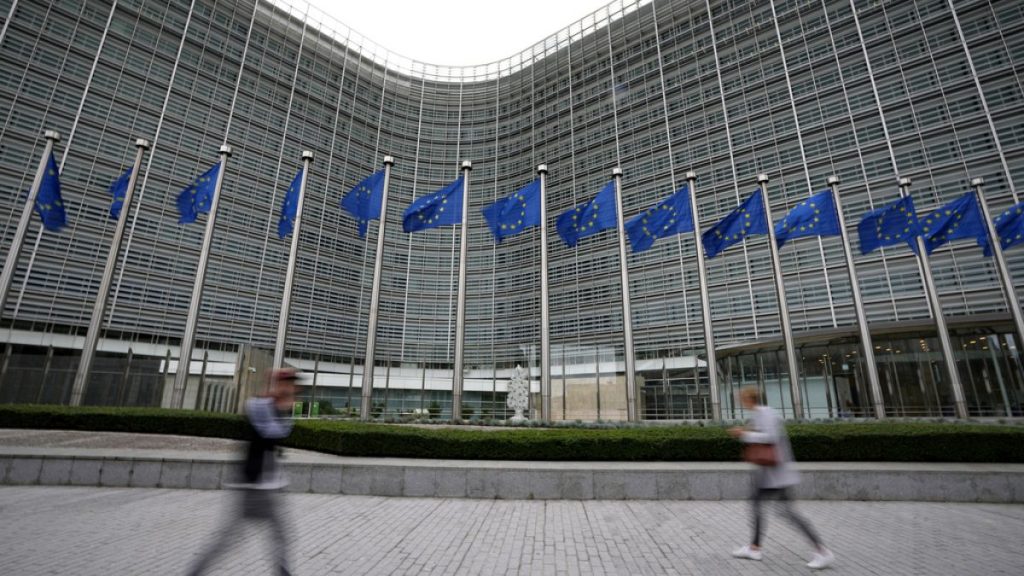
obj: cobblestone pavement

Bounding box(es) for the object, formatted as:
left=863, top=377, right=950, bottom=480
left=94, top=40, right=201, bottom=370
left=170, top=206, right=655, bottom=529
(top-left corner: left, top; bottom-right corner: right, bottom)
left=1, top=486, right=1022, bottom=575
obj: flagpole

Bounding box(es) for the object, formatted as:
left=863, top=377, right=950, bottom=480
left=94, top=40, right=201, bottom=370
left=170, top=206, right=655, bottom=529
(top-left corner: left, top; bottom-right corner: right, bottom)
left=70, top=138, right=150, bottom=406
left=760, top=174, right=804, bottom=419
left=360, top=155, right=394, bottom=421
left=538, top=164, right=552, bottom=422
left=171, top=144, right=232, bottom=409
left=686, top=172, right=721, bottom=420
left=272, top=150, right=314, bottom=370
left=828, top=176, right=884, bottom=418
left=611, top=167, right=638, bottom=421
left=972, top=177, right=1024, bottom=384
left=900, top=177, right=968, bottom=418
left=452, top=160, right=471, bottom=420
left=0, top=130, right=60, bottom=320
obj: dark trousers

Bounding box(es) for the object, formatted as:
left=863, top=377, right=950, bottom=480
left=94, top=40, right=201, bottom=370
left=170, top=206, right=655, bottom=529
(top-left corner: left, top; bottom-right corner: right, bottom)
left=751, top=486, right=822, bottom=548
left=188, top=489, right=290, bottom=575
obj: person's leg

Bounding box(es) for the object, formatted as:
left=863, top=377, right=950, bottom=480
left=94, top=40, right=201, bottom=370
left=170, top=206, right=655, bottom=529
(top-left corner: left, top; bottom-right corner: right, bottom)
left=255, top=490, right=291, bottom=575
left=777, top=489, right=835, bottom=568
left=751, top=486, right=767, bottom=547
left=776, top=488, right=823, bottom=548
left=732, top=485, right=771, bottom=560
left=188, top=493, right=246, bottom=575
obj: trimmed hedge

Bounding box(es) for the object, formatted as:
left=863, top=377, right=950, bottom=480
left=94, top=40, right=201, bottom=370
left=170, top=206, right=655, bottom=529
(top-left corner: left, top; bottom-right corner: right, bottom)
left=2, top=404, right=1023, bottom=462
left=0, top=404, right=248, bottom=440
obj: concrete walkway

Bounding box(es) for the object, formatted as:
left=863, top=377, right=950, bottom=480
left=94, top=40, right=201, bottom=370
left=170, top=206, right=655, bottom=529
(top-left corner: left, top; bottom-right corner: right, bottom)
left=1, top=486, right=1022, bottom=575
left=1, top=428, right=1022, bottom=502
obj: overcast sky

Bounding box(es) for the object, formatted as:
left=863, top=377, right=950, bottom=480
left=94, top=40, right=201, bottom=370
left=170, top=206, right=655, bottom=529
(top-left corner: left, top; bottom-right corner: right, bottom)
left=297, top=0, right=610, bottom=66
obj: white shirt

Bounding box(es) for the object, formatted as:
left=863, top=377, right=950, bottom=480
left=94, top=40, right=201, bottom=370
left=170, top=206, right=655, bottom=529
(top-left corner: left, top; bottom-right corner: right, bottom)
left=741, top=405, right=800, bottom=489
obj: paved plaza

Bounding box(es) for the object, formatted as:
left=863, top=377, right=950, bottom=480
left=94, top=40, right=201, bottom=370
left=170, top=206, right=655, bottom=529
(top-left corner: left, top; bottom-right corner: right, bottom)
left=0, top=486, right=1022, bottom=575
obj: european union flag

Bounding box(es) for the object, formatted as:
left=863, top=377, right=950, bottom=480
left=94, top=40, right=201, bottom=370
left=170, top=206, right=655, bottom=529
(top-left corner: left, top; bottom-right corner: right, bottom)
left=701, top=188, right=768, bottom=259
left=34, top=152, right=66, bottom=231
left=624, top=185, right=694, bottom=253
left=556, top=181, right=618, bottom=247
left=774, top=189, right=841, bottom=249
left=176, top=162, right=220, bottom=224
left=340, top=170, right=385, bottom=237
left=277, top=168, right=303, bottom=239
left=919, top=192, right=987, bottom=254
left=481, top=179, right=541, bottom=243
left=985, top=200, right=1024, bottom=256
left=403, top=176, right=464, bottom=233
left=856, top=195, right=921, bottom=255
left=108, top=167, right=132, bottom=219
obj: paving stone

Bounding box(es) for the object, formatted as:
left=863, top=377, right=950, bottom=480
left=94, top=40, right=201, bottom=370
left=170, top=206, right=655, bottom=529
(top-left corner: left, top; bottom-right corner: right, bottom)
left=342, top=464, right=402, bottom=496
left=38, top=458, right=73, bottom=485
left=966, top=472, right=1012, bottom=504
left=654, top=471, right=690, bottom=500
left=495, top=469, right=532, bottom=500
left=404, top=467, right=437, bottom=497
left=803, top=470, right=844, bottom=500
left=1, top=486, right=1022, bottom=576
left=309, top=464, right=342, bottom=494
left=686, top=471, right=724, bottom=500
left=435, top=468, right=467, bottom=498
left=159, top=460, right=192, bottom=488
left=128, top=460, right=162, bottom=488
left=529, top=470, right=563, bottom=499
left=592, top=471, right=628, bottom=500
left=283, top=463, right=312, bottom=493
left=465, top=468, right=500, bottom=499
left=6, top=457, right=42, bottom=485
left=558, top=471, right=593, bottom=500
left=98, top=460, right=132, bottom=487
left=621, top=470, right=658, bottom=500
left=69, top=459, right=102, bottom=486
left=188, top=461, right=224, bottom=490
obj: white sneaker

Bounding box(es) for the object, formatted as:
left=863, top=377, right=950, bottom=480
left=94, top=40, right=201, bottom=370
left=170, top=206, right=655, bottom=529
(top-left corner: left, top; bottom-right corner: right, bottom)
left=807, top=549, right=835, bottom=569
left=731, top=545, right=763, bottom=561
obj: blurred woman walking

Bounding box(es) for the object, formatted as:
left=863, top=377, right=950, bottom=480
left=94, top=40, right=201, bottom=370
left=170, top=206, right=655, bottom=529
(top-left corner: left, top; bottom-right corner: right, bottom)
left=729, top=385, right=835, bottom=570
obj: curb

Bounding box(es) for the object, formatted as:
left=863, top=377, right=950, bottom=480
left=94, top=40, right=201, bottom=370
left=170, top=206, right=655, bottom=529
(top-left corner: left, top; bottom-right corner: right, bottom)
left=1, top=454, right=1021, bottom=502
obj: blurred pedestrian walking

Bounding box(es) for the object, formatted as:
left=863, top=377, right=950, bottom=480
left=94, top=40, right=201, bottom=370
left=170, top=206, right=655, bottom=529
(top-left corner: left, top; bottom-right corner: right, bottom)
left=729, top=385, right=835, bottom=570
left=188, top=368, right=299, bottom=576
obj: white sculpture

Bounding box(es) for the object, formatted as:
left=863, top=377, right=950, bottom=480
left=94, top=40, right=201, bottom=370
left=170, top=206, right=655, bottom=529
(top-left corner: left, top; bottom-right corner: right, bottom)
left=506, top=364, right=530, bottom=422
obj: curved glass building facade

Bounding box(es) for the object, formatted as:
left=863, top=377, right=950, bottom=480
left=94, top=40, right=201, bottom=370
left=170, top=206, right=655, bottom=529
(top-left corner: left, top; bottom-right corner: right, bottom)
left=0, top=0, right=1022, bottom=419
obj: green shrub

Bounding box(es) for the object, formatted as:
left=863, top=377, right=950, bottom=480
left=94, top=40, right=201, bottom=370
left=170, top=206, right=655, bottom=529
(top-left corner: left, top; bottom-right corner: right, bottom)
left=1, top=404, right=1022, bottom=462
left=0, top=404, right=247, bottom=439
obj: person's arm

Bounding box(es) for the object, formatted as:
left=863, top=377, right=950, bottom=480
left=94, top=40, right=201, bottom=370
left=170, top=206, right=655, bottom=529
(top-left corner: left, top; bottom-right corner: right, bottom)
left=247, top=398, right=293, bottom=440
left=740, top=408, right=778, bottom=444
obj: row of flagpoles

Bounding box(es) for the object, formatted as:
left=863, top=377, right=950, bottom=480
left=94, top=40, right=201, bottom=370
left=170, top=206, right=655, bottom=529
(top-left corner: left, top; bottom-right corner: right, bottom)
left=344, top=159, right=1024, bottom=421
left=3, top=130, right=1024, bottom=419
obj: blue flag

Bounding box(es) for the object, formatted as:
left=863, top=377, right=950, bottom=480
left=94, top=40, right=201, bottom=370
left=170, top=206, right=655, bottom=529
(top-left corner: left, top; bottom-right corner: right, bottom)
left=403, top=176, right=464, bottom=233
left=108, top=167, right=132, bottom=219
left=277, top=168, right=303, bottom=239
left=856, top=195, right=921, bottom=255
left=985, top=200, right=1024, bottom=256
left=919, top=192, right=987, bottom=254
left=774, top=189, right=842, bottom=249
left=176, top=162, right=220, bottom=224
left=481, top=179, right=541, bottom=243
left=625, top=185, right=694, bottom=253
left=34, top=152, right=66, bottom=231
left=556, top=181, right=618, bottom=247
left=340, top=170, right=385, bottom=237
left=701, top=189, right=768, bottom=259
